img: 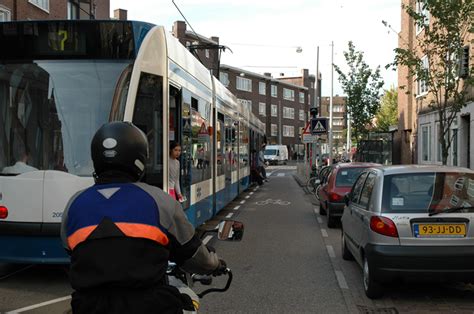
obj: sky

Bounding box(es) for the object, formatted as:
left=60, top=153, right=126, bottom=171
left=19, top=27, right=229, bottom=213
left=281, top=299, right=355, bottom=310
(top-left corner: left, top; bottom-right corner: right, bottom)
left=110, top=0, right=401, bottom=96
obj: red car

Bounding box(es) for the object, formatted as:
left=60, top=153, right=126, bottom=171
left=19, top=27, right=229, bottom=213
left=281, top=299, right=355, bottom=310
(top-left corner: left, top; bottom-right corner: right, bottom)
left=318, top=162, right=380, bottom=228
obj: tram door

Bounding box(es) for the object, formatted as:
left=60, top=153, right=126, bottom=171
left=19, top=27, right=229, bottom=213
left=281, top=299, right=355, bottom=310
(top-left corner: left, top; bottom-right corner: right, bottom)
left=169, top=85, right=191, bottom=209
left=132, top=73, right=163, bottom=189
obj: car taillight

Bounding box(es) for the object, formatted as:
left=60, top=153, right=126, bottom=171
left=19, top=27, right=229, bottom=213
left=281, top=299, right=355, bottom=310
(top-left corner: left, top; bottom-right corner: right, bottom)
left=0, top=206, right=8, bottom=219
left=329, top=192, right=343, bottom=202
left=370, top=216, right=398, bottom=237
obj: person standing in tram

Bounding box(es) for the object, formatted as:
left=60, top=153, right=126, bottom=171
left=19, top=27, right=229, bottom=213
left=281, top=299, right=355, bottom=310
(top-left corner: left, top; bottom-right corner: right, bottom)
left=169, top=141, right=185, bottom=203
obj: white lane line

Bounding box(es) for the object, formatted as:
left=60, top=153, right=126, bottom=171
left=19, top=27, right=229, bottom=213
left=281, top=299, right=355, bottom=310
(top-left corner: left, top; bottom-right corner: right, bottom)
left=266, top=172, right=273, bottom=176
left=335, top=271, right=349, bottom=289
left=249, top=192, right=254, bottom=195
left=245, top=196, right=250, bottom=199
left=313, top=208, right=319, bottom=215
left=233, top=205, right=241, bottom=210
left=240, top=200, right=246, bottom=204
left=326, top=245, right=336, bottom=258
left=202, top=235, right=213, bottom=244
left=317, top=217, right=323, bottom=224
left=321, top=229, right=328, bottom=237
left=277, top=173, right=285, bottom=177
left=6, top=295, right=72, bottom=313
left=226, top=213, right=234, bottom=219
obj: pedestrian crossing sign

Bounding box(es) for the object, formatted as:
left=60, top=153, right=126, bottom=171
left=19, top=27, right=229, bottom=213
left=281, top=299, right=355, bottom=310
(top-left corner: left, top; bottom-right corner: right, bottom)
left=311, top=118, right=328, bottom=135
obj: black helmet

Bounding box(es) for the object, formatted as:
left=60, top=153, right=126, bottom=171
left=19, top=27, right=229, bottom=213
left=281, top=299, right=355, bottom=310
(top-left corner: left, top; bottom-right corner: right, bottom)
left=91, top=122, right=149, bottom=180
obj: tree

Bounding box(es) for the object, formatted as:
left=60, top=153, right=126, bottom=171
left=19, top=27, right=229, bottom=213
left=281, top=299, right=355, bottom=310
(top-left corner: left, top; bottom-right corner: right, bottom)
left=374, top=87, right=398, bottom=132
left=334, top=42, right=385, bottom=142
left=388, top=0, right=473, bottom=165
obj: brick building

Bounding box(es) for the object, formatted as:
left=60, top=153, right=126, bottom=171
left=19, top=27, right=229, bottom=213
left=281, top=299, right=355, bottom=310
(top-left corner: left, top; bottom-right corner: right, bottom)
left=171, top=20, right=320, bottom=158
left=396, top=0, right=473, bottom=168
left=0, top=0, right=109, bottom=21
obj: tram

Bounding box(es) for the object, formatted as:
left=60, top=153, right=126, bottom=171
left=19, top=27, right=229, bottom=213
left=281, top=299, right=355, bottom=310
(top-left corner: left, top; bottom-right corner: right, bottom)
left=0, top=20, right=265, bottom=263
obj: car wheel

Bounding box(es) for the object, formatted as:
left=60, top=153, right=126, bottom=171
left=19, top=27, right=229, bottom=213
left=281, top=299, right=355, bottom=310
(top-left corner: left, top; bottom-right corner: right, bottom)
left=341, top=231, right=354, bottom=261
left=327, top=206, right=336, bottom=228
left=363, top=255, right=383, bottom=299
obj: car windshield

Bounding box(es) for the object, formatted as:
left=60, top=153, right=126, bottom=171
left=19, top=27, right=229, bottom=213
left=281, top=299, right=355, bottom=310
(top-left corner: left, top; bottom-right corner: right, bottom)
left=0, top=60, right=132, bottom=176
left=265, top=149, right=277, bottom=155
left=335, top=168, right=365, bottom=187
left=382, top=172, right=474, bottom=213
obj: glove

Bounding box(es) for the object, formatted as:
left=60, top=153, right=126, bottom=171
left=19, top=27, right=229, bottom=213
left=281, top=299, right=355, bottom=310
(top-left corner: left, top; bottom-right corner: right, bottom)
left=212, top=259, right=227, bottom=276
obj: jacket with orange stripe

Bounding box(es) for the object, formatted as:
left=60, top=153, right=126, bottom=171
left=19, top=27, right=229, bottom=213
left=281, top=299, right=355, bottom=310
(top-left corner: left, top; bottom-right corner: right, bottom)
left=60, top=181, right=219, bottom=292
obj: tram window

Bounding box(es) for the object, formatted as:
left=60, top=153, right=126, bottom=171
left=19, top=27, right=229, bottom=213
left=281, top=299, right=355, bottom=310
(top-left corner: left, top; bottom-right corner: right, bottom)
left=240, top=124, right=249, bottom=169
left=191, top=97, right=211, bottom=184
left=217, top=112, right=225, bottom=176
left=132, top=72, right=163, bottom=188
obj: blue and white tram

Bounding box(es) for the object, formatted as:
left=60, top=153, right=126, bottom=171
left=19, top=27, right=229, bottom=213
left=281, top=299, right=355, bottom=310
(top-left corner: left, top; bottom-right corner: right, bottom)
left=0, top=20, right=265, bottom=263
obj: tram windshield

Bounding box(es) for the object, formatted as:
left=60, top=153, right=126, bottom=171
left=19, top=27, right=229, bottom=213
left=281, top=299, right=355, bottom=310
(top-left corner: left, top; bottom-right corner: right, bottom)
left=0, top=60, right=132, bottom=176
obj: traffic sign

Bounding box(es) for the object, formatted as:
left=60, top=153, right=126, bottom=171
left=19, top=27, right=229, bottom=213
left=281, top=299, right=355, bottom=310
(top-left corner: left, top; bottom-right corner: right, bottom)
left=311, top=118, right=328, bottom=135
left=301, top=122, right=318, bottom=143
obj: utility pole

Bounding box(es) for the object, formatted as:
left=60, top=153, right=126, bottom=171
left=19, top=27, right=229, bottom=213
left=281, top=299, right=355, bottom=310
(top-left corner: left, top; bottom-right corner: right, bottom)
left=311, top=46, right=319, bottom=167
left=328, top=41, right=334, bottom=166
left=278, top=100, right=282, bottom=145
left=346, top=112, right=351, bottom=160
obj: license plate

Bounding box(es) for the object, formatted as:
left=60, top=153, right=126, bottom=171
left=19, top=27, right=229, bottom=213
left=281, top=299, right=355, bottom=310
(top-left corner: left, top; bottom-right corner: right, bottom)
left=413, top=224, right=466, bottom=238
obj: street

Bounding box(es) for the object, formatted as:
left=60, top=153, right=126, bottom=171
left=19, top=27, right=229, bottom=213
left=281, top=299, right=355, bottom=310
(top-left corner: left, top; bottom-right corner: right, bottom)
left=1, top=166, right=474, bottom=313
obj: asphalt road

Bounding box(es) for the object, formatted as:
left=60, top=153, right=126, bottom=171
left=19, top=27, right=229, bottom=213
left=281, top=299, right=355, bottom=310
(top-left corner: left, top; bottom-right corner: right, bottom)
left=2, top=165, right=474, bottom=313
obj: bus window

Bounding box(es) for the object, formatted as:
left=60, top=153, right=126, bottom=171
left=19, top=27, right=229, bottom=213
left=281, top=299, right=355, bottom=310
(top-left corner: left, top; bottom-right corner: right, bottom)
left=132, top=72, right=163, bottom=188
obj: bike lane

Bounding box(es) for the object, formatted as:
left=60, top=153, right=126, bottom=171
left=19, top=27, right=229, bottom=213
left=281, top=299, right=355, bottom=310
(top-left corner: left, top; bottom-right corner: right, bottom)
left=199, top=171, right=351, bottom=313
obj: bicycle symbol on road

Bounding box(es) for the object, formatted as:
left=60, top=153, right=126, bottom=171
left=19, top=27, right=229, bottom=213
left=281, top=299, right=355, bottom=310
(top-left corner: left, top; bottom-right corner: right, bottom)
left=255, top=199, right=291, bottom=206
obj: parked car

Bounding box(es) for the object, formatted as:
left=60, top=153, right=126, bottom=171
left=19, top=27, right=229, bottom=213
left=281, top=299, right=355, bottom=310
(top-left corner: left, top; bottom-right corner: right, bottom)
left=318, top=162, right=380, bottom=228
left=264, top=145, right=288, bottom=165
left=341, top=165, right=474, bottom=299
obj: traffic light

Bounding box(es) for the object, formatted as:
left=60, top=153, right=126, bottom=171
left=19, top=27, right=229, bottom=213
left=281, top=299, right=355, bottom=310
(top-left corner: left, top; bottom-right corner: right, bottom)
left=310, top=107, right=318, bottom=118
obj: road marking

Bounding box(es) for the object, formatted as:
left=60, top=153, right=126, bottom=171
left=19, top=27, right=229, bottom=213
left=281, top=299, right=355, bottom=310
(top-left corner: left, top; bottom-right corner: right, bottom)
left=233, top=205, right=241, bottom=210
left=249, top=192, right=254, bottom=195
left=6, top=295, right=72, bottom=313
left=321, top=229, right=328, bottom=237
left=335, top=271, right=349, bottom=289
left=277, top=173, right=285, bottom=177
left=240, top=200, right=246, bottom=204
left=202, top=235, right=213, bottom=244
left=326, top=245, right=336, bottom=258
left=266, top=172, right=273, bottom=176
left=317, top=217, right=323, bottom=224
left=245, top=196, right=250, bottom=199
left=226, top=213, right=234, bottom=218
left=313, top=208, right=319, bottom=215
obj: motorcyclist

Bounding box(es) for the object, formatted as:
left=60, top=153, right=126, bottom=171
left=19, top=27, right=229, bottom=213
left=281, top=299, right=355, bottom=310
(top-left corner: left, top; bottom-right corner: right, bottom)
left=60, top=121, right=226, bottom=314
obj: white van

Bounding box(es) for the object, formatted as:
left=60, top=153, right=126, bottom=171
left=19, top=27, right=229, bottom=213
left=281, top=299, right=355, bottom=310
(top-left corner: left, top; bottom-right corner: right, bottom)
left=264, top=145, right=289, bottom=165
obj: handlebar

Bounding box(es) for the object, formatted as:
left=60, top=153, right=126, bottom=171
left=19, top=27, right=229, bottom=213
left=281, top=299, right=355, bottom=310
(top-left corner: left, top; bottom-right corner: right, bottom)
left=197, top=268, right=233, bottom=299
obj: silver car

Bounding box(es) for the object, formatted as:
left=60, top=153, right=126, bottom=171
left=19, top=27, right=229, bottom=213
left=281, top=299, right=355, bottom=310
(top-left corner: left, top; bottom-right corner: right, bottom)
left=341, top=165, right=474, bottom=299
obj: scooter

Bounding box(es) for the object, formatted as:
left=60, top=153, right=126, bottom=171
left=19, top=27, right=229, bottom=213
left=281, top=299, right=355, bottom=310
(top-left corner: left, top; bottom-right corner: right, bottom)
left=167, top=220, right=244, bottom=313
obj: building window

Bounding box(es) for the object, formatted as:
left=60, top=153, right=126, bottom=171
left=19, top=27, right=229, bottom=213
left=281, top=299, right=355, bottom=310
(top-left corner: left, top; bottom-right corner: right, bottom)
left=259, top=102, right=266, bottom=116
left=67, top=1, right=79, bottom=19
left=299, top=92, right=305, bottom=104
left=259, top=82, right=266, bottom=95
left=271, top=85, right=278, bottom=98
left=271, top=124, right=278, bottom=136
left=417, top=55, right=429, bottom=95
left=299, top=110, right=305, bottom=121
left=205, top=49, right=209, bottom=58
left=283, top=125, right=294, bottom=137
left=333, top=119, right=344, bottom=126
left=416, top=0, right=430, bottom=35
left=0, top=6, right=11, bottom=21
left=219, top=72, right=229, bottom=87
left=237, top=98, right=252, bottom=110
left=421, top=124, right=431, bottom=162
left=283, top=88, right=295, bottom=101
left=28, top=0, right=49, bottom=12
left=283, top=107, right=294, bottom=119
left=271, top=104, right=278, bottom=117
left=236, top=77, right=252, bottom=92
left=333, top=105, right=344, bottom=113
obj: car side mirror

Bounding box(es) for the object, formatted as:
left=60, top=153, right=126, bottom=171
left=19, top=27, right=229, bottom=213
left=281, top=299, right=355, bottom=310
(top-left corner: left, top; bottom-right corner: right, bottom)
left=344, top=193, right=351, bottom=206
left=217, top=220, right=244, bottom=241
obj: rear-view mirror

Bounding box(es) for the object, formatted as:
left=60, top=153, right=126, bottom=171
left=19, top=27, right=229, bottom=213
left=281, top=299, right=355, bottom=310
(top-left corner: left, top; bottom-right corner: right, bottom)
left=217, top=220, right=244, bottom=241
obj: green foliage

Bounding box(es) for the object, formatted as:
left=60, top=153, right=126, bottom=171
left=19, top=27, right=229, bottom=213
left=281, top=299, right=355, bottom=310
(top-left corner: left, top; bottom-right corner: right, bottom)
left=334, top=41, right=385, bottom=142
left=375, top=87, right=398, bottom=132
left=387, top=0, right=473, bottom=165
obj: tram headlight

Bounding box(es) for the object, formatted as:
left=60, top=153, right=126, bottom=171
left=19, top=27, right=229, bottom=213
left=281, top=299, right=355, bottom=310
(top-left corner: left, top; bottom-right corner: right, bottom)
left=0, top=206, right=8, bottom=219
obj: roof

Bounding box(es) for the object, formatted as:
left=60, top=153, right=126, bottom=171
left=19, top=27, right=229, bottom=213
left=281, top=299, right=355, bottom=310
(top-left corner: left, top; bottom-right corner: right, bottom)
left=220, top=64, right=308, bottom=91
left=379, top=164, right=474, bottom=175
